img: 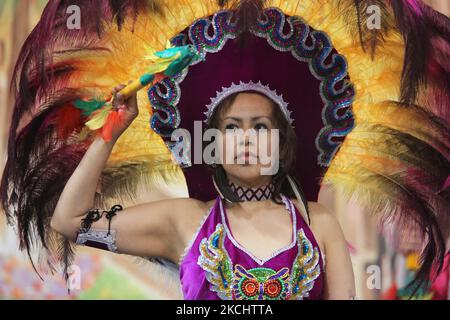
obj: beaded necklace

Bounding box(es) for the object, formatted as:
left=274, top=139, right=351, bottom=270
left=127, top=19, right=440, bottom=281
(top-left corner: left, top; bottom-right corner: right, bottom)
left=229, top=182, right=275, bottom=201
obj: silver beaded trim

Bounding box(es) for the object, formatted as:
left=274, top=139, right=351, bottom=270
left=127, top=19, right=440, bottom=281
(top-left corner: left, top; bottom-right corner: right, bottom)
left=203, top=80, right=294, bottom=125
left=76, top=229, right=118, bottom=253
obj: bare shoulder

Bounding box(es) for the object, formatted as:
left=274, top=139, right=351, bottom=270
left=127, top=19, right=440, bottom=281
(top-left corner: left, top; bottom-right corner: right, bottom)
left=168, top=197, right=210, bottom=210
left=306, top=201, right=336, bottom=223
left=167, top=197, right=214, bottom=233
left=187, top=198, right=216, bottom=224
left=291, top=199, right=336, bottom=222
left=310, top=202, right=343, bottom=233
left=164, top=197, right=211, bottom=220
left=292, top=199, right=343, bottom=242
left=134, top=197, right=211, bottom=231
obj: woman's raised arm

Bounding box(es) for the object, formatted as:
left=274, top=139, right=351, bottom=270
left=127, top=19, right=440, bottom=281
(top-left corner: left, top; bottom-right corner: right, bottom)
left=50, top=83, right=206, bottom=262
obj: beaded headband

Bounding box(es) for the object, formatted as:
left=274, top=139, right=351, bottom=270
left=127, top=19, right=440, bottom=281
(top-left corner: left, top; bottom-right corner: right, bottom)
left=203, top=80, right=294, bottom=125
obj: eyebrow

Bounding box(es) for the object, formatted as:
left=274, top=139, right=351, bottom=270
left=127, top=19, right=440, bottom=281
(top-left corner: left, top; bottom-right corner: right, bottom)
left=223, top=116, right=272, bottom=122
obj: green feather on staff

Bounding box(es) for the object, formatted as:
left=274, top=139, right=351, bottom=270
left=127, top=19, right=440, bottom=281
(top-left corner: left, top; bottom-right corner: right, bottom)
left=73, top=44, right=200, bottom=141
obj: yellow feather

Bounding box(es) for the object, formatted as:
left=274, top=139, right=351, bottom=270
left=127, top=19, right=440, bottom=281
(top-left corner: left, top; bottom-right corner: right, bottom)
left=144, top=51, right=181, bottom=74
left=86, top=105, right=113, bottom=130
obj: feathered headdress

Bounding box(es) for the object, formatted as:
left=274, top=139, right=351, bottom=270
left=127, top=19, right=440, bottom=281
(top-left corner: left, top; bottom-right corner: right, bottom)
left=1, top=0, right=448, bottom=293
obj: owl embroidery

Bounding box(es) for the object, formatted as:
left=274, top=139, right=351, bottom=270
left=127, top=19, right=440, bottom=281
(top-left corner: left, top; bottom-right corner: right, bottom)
left=197, top=223, right=321, bottom=300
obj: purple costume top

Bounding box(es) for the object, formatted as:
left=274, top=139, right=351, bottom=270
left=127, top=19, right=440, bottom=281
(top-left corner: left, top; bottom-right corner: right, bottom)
left=179, top=194, right=325, bottom=300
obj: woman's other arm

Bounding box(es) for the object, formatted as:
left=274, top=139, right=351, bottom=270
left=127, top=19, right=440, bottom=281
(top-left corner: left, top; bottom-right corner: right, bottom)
left=310, top=202, right=356, bottom=299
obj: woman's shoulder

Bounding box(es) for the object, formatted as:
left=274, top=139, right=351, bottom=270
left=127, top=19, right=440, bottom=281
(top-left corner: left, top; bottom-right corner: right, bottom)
left=306, top=201, right=334, bottom=217
left=167, top=197, right=213, bottom=215
left=167, top=198, right=215, bottom=236
left=171, top=197, right=218, bottom=258
left=290, top=198, right=334, bottom=218
left=291, top=199, right=342, bottom=235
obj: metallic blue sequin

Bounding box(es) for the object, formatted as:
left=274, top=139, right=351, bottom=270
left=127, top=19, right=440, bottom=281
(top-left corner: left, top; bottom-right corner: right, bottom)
left=212, top=234, right=220, bottom=248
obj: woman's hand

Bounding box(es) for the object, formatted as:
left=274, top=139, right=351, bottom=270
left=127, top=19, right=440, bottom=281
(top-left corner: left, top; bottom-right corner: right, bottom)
left=110, top=81, right=139, bottom=141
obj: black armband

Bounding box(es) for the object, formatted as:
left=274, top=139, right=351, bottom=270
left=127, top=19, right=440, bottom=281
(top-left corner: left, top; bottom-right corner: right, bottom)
left=75, top=204, right=123, bottom=252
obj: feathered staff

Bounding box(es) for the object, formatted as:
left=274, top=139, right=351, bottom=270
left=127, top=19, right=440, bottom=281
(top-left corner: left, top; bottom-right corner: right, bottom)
left=72, top=44, right=199, bottom=141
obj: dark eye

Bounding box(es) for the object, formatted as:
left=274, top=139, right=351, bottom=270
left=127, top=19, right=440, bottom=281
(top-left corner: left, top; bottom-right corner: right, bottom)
left=255, top=123, right=268, bottom=130
left=225, top=123, right=239, bottom=131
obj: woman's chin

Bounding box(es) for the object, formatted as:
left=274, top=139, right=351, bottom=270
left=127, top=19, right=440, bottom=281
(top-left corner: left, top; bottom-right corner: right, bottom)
left=225, top=164, right=267, bottom=181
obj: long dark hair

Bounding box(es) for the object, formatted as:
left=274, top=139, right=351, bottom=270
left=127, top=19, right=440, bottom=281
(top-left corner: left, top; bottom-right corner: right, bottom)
left=204, top=91, right=310, bottom=221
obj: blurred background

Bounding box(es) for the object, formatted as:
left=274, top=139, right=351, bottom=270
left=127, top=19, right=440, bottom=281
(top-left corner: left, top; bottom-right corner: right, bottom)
left=0, top=0, right=449, bottom=300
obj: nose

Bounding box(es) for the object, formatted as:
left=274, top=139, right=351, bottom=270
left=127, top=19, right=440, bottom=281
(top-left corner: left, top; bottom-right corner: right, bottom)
left=239, top=133, right=252, bottom=146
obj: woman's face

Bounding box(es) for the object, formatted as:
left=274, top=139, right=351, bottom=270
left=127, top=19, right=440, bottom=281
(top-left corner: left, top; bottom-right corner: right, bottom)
left=215, top=92, right=280, bottom=187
